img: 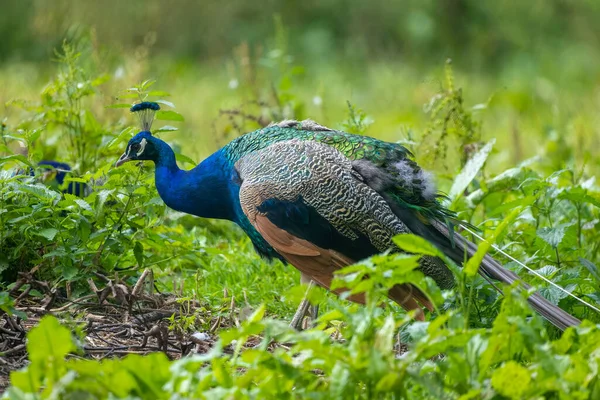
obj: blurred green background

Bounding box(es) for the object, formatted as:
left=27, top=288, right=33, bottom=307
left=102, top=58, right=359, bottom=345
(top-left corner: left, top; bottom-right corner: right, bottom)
left=1, top=0, right=599, bottom=179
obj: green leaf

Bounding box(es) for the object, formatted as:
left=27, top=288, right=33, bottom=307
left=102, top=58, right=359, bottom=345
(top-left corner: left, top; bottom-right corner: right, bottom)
left=155, top=99, right=175, bottom=108
left=247, top=303, right=266, bottom=323
left=106, top=126, right=134, bottom=149
left=536, top=265, right=558, bottom=278
left=37, top=228, right=59, bottom=241
left=374, top=315, right=396, bottom=352
left=491, top=361, right=531, bottom=398
left=156, top=110, right=184, bottom=122
left=537, top=226, right=565, bottom=248
left=0, top=154, right=33, bottom=168
left=140, top=79, right=157, bottom=90
left=27, top=314, right=76, bottom=369
left=174, top=152, right=196, bottom=166
left=488, top=195, right=537, bottom=217
left=133, top=241, right=144, bottom=267
left=153, top=125, right=178, bottom=134
left=0, top=254, right=8, bottom=274
left=539, top=284, right=576, bottom=305
left=580, top=257, right=600, bottom=283
left=393, top=234, right=442, bottom=257
left=147, top=90, right=171, bottom=97
left=449, top=139, right=495, bottom=201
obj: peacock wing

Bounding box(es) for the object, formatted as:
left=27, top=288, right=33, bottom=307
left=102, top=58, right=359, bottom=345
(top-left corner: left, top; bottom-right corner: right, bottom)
left=235, top=139, right=433, bottom=314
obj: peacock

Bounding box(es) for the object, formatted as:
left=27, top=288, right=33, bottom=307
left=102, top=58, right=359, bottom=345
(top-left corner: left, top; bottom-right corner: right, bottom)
left=116, top=102, right=581, bottom=331
left=37, top=160, right=87, bottom=196
left=11, top=160, right=87, bottom=196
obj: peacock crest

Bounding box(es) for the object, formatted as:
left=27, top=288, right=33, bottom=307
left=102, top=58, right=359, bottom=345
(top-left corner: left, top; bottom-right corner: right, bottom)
left=131, top=101, right=160, bottom=132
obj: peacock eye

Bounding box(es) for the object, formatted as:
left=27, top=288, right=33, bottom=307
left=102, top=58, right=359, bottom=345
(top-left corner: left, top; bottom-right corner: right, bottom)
left=130, top=143, right=141, bottom=154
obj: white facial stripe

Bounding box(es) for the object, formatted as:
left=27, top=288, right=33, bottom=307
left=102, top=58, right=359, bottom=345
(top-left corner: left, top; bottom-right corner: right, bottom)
left=137, top=138, right=147, bottom=156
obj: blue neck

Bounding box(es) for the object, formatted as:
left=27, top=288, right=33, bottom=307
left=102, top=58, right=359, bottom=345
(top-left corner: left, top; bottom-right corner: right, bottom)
left=152, top=140, right=234, bottom=221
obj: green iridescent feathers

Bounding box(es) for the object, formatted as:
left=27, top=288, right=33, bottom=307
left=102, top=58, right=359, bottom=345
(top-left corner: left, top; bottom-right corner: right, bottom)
left=225, top=119, right=455, bottom=224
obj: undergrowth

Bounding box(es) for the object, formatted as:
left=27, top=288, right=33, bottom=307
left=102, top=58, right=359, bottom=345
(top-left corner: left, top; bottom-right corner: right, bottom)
left=0, top=34, right=600, bottom=399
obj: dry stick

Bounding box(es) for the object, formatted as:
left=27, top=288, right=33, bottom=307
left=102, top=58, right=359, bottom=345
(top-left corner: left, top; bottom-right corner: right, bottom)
left=40, top=290, right=57, bottom=310
left=14, top=286, right=32, bottom=305
left=88, top=278, right=99, bottom=293
left=229, top=295, right=236, bottom=326
left=49, top=294, right=97, bottom=312
left=0, top=326, right=19, bottom=336
left=210, top=316, right=222, bottom=333
left=1, top=344, right=26, bottom=356
left=132, top=310, right=177, bottom=325
left=9, top=264, right=42, bottom=297
left=132, top=269, right=152, bottom=297
left=4, top=316, right=21, bottom=332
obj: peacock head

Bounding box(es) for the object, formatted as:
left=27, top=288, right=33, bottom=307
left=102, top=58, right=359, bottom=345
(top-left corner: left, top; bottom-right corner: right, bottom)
left=115, top=131, right=159, bottom=166
left=115, top=102, right=161, bottom=167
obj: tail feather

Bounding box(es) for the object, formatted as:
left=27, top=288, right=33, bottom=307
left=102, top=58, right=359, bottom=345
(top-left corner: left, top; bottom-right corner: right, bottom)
left=431, top=220, right=581, bottom=330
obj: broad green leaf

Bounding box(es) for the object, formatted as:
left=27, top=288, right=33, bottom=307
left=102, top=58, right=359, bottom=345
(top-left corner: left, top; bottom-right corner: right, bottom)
left=539, top=284, right=576, bottom=305
left=535, top=265, right=558, bottom=278
left=156, top=110, right=184, bottom=122
left=27, top=315, right=76, bottom=365
left=37, top=228, right=59, bottom=241
left=393, top=234, right=442, bottom=257
left=537, top=226, right=565, bottom=248
left=449, top=138, right=495, bottom=201
left=74, top=198, right=92, bottom=211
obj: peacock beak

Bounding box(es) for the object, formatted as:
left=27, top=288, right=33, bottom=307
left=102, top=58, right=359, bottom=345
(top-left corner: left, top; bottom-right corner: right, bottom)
left=115, top=152, right=131, bottom=167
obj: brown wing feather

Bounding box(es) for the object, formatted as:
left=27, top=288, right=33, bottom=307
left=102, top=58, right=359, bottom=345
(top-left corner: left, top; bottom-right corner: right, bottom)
left=254, top=214, right=432, bottom=316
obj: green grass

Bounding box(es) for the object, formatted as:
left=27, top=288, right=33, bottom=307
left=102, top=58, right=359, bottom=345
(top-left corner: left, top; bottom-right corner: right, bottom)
left=1, top=34, right=600, bottom=399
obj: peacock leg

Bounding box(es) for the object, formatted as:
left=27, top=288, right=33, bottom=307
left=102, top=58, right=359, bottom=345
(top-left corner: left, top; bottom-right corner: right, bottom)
left=289, top=274, right=319, bottom=330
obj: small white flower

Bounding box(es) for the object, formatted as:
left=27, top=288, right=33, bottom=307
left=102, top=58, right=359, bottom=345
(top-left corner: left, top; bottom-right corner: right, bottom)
left=312, top=95, right=323, bottom=106
left=228, top=79, right=239, bottom=90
